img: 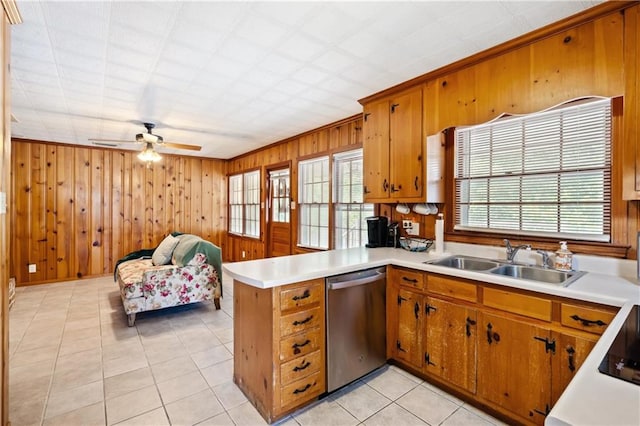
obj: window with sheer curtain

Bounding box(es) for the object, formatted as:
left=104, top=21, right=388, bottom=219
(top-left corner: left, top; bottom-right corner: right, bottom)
left=454, top=97, right=611, bottom=242
left=298, top=156, right=330, bottom=249
left=333, top=149, right=374, bottom=249
left=228, top=170, right=260, bottom=238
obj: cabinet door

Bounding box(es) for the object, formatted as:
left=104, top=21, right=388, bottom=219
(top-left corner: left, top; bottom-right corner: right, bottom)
left=623, top=5, right=640, bottom=199
left=424, top=297, right=477, bottom=393
left=363, top=99, right=390, bottom=201
left=477, top=311, right=552, bottom=424
left=551, top=332, right=597, bottom=405
left=389, top=88, right=423, bottom=200
left=396, top=288, right=423, bottom=369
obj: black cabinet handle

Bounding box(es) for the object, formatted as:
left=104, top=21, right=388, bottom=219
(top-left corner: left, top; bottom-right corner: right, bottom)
left=567, top=346, right=576, bottom=372
left=414, top=302, right=420, bottom=319
left=293, top=383, right=313, bottom=394
left=292, top=339, right=311, bottom=354
left=383, top=179, right=389, bottom=192
left=293, top=315, right=313, bottom=326
left=414, top=176, right=419, bottom=190
left=570, top=314, right=606, bottom=327
left=466, top=317, right=476, bottom=337
left=402, top=276, right=418, bottom=283
left=292, top=289, right=310, bottom=301
left=293, top=360, right=311, bottom=372
left=486, top=323, right=493, bottom=344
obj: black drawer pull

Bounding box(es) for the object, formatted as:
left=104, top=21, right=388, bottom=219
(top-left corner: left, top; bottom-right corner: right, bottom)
left=293, top=382, right=313, bottom=394
left=293, top=360, right=311, bottom=372
left=292, top=289, right=311, bottom=301
left=292, top=339, right=311, bottom=354
left=570, top=314, right=606, bottom=327
left=402, top=276, right=418, bottom=283
left=486, top=322, right=493, bottom=344
left=293, top=315, right=313, bottom=326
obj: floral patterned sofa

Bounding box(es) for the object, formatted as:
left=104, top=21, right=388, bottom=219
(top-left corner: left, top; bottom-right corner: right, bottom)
left=115, top=233, right=222, bottom=326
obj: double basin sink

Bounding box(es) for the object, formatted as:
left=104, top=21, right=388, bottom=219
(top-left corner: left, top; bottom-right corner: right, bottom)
left=425, top=255, right=585, bottom=287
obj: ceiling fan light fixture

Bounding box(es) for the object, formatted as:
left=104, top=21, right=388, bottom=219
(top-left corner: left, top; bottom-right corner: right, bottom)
left=137, top=142, right=162, bottom=164
left=136, top=132, right=161, bottom=143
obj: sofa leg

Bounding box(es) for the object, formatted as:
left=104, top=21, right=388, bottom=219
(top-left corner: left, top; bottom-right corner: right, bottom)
left=127, top=313, right=136, bottom=327
left=214, top=297, right=221, bottom=310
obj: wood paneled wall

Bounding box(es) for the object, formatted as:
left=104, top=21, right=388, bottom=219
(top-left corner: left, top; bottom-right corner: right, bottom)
left=226, top=117, right=362, bottom=262
left=11, top=140, right=227, bottom=285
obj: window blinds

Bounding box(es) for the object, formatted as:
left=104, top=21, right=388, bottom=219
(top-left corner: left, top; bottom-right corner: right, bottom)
left=454, top=98, right=611, bottom=242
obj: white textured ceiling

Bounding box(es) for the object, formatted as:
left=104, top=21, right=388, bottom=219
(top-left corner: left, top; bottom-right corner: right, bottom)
left=11, top=1, right=601, bottom=160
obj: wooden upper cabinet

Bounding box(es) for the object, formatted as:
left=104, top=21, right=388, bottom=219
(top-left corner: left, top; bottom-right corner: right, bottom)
left=623, top=4, right=640, bottom=199
left=362, top=86, right=424, bottom=202
left=363, top=99, right=390, bottom=199
left=389, top=88, right=423, bottom=200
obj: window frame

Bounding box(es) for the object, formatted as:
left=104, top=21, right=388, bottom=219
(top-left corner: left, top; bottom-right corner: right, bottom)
left=228, top=168, right=261, bottom=239
left=297, top=156, right=330, bottom=250
left=452, top=97, right=613, bottom=244
left=332, top=148, right=374, bottom=249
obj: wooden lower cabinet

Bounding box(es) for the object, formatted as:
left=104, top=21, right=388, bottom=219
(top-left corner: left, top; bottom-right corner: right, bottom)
left=551, top=331, right=597, bottom=403
left=424, top=297, right=477, bottom=393
left=233, top=278, right=326, bottom=423
left=386, top=269, right=617, bottom=426
left=477, top=311, right=553, bottom=424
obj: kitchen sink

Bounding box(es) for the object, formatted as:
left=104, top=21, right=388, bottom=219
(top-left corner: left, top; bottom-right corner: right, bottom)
left=425, top=255, right=585, bottom=287
left=489, top=264, right=584, bottom=286
left=426, top=255, right=501, bottom=271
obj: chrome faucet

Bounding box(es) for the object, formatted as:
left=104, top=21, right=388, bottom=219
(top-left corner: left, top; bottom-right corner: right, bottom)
left=504, top=239, right=531, bottom=263
left=536, top=249, right=552, bottom=269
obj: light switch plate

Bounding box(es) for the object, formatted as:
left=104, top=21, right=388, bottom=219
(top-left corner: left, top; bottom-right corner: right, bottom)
left=407, top=222, right=420, bottom=236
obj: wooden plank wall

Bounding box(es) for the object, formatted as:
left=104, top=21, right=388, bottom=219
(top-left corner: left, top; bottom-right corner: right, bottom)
left=226, top=117, right=362, bottom=262
left=11, top=140, right=227, bottom=285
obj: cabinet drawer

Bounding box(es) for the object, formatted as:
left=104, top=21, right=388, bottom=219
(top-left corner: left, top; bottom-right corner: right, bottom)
left=280, top=307, right=322, bottom=338
left=279, top=328, right=321, bottom=362
left=280, top=280, right=323, bottom=312
left=561, top=303, right=616, bottom=335
left=427, top=275, right=477, bottom=302
left=390, top=267, right=425, bottom=290
left=280, top=370, right=324, bottom=409
left=483, top=287, right=552, bottom=321
left=280, top=350, right=322, bottom=386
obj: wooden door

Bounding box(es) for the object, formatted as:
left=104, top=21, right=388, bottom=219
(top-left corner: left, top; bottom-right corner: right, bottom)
left=266, top=168, right=291, bottom=257
left=362, top=99, right=390, bottom=201
left=477, top=311, right=552, bottom=424
left=396, top=288, right=423, bottom=369
left=551, top=331, right=597, bottom=405
left=424, top=297, right=477, bottom=393
left=389, top=87, right=423, bottom=200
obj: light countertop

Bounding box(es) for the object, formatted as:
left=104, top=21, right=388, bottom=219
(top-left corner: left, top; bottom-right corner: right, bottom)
left=223, top=243, right=640, bottom=426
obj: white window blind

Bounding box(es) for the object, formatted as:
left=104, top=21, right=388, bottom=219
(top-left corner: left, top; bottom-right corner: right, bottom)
left=298, top=156, right=329, bottom=249
left=333, top=149, right=374, bottom=249
left=454, top=97, right=611, bottom=242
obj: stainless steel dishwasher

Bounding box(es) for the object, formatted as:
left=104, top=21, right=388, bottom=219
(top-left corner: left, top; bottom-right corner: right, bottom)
left=326, top=266, right=386, bottom=392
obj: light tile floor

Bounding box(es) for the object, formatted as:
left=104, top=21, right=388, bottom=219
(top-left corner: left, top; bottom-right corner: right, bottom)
left=9, top=275, right=507, bottom=426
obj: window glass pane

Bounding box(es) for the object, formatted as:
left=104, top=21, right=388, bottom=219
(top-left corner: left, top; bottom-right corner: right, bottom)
left=298, top=157, right=329, bottom=249
left=455, top=98, right=611, bottom=242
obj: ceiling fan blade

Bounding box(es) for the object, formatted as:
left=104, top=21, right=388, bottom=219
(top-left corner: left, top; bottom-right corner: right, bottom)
left=89, top=138, right=135, bottom=144
left=161, top=141, right=202, bottom=151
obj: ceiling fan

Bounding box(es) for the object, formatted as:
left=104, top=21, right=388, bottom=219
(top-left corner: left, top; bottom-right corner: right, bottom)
left=89, top=122, right=202, bottom=165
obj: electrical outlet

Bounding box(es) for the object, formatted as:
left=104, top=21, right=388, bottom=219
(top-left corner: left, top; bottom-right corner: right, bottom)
left=241, top=250, right=246, bottom=259
left=28, top=264, right=36, bottom=273
left=407, top=222, right=420, bottom=236
left=402, top=220, right=412, bottom=229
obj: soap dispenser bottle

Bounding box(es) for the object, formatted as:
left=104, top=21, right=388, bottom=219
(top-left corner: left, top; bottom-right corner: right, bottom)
left=554, top=241, right=573, bottom=271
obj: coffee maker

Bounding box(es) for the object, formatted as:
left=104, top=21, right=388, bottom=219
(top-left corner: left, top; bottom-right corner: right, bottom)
left=366, top=216, right=400, bottom=248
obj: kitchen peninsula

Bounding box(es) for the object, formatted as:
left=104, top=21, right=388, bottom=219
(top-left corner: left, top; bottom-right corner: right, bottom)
left=224, top=245, right=640, bottom=425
